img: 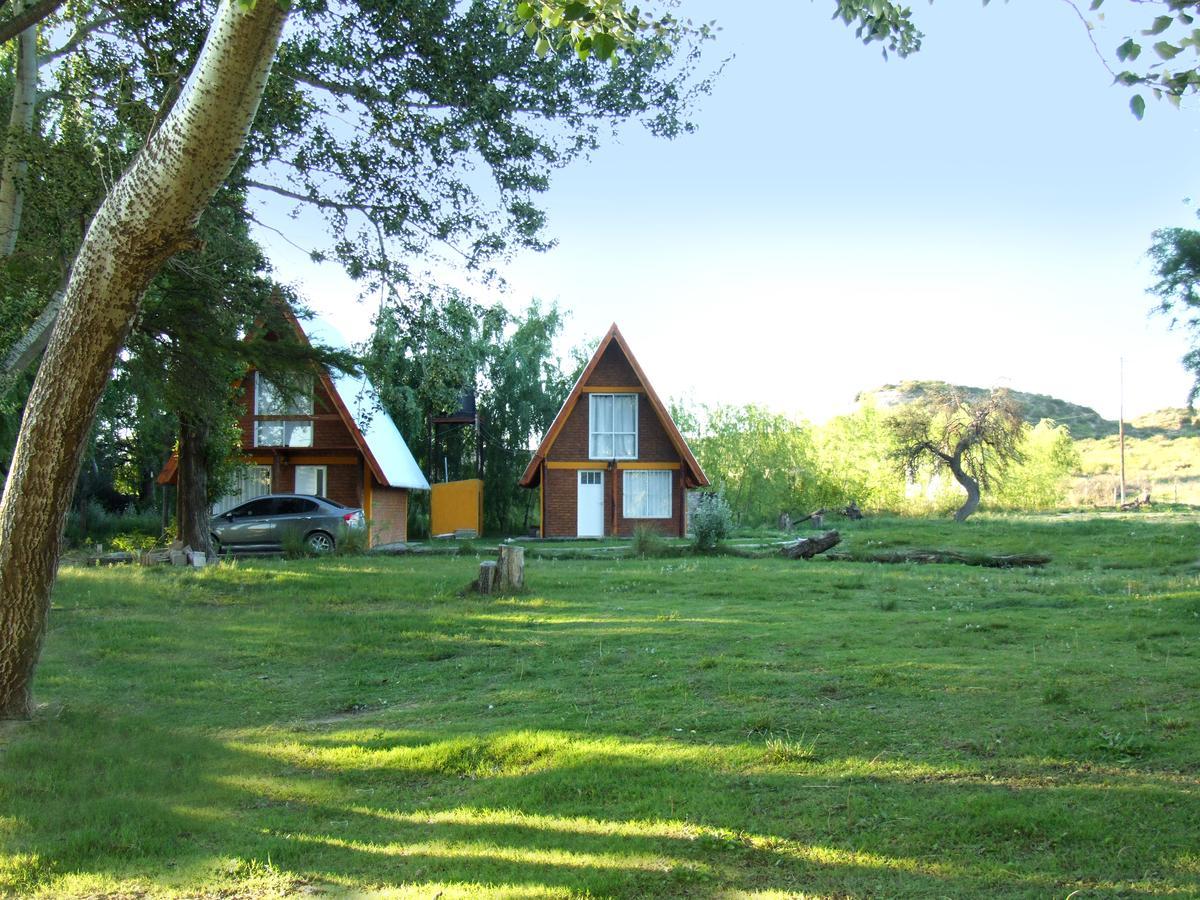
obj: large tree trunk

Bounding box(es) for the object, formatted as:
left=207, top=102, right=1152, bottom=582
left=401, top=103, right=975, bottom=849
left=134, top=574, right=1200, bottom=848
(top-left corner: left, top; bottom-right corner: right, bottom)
left=948, top=454, right=981, bottom=523
left=177, top=417, right=214, bottom=556
left=0, top=0, right=39, bottom=256
left=0, top=0, right=288, bottom=719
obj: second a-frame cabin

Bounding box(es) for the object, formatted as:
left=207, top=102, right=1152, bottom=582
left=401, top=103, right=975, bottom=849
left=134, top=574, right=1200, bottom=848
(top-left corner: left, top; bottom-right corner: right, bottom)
left=519, top=324, right=708, bottom=538
left=158, top=310, right=429, bottom=546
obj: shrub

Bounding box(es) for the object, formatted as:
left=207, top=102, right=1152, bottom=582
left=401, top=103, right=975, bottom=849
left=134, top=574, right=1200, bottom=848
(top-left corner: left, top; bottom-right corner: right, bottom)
left=280, top=531, right=310, bottom=559
left=63, top=502, right=162, bottom=550
left=111, top=532, right=159, bottom=554
left=630, top=524, right=667, bottom=558
left=692, top=493, right=732, bottom=551
left=336, top=522, right=370, bottom=556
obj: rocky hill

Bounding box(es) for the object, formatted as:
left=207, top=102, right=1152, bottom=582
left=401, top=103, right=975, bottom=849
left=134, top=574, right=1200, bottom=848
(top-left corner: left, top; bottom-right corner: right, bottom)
left=857, top=381, right=1117, bottom=438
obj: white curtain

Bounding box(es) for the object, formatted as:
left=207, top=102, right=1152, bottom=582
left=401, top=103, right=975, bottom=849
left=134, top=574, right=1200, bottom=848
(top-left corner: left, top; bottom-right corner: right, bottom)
left=212, top=466, right=272, bottom=515
left=614, top=395, right=637, bottom=458
left=254, top=373, right=315, bottom=448
left=295, top=465, right=326, bottom=496
left=590, top=394, right=613, bottom=457
left=590, top=393, right=637, bottom=459
left=623, top=470, right=671, bottom=518
left=255, top=373, right=314, bottom=415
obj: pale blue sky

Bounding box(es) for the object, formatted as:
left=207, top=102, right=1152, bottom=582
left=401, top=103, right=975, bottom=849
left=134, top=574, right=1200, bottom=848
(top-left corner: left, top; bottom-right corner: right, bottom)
left=254, top=1, right=1200, bottom=423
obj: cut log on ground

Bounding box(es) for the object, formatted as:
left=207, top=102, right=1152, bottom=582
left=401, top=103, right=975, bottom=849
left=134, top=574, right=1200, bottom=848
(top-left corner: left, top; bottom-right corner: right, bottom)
left=498, top=544, right=525, bottom=591
left=780, top=530, right=841, bottom=559
left=824, top=549, right=1050, bottom=568
left=478, top=560, right=497, bottom=594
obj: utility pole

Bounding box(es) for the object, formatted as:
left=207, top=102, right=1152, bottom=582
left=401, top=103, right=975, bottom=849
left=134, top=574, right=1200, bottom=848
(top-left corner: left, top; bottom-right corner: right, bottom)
left=1119, top=357, right=1126, bottom=507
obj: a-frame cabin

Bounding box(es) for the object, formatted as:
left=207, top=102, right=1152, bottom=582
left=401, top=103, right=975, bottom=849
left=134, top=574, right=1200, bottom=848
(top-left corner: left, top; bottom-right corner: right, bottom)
left=519, top=324, right=708, bottom=538
left=158, top=311, right=428, bottom=546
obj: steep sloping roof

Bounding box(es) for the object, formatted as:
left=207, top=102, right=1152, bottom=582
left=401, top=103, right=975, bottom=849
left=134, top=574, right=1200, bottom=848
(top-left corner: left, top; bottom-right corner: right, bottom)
left=290, top=315, right=429, bottom=491
left=157, top=311, right=429, bottom=492
left=518, top=323, right=708, bottom=489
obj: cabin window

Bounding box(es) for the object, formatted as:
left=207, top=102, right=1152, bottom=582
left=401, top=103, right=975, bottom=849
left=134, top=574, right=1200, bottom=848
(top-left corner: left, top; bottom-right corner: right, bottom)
left=623, top=470, right=671, bottom=519
left=254, top=373, right=314, bottom=447
left=212, top=465, right=271, bottom=516
left=589, top=393, right=637, bottom=459
left=295, top=465, right=327, bottom=497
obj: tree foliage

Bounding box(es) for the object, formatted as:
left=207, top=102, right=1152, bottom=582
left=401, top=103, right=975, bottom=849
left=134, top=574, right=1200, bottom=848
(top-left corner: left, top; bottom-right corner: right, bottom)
left=1083, top=0, right=1200, bottom=119
left=816, top=402, right=908, bottom=512
left=886, top=387, right=1026, bottom=522
left=1148, top=226, right=1200, bottom=404
left=991, top=419, right=1080, bottom=510
left=681, top=404, right=830, bottom=526
left=366, top=291, right=575, bottom=535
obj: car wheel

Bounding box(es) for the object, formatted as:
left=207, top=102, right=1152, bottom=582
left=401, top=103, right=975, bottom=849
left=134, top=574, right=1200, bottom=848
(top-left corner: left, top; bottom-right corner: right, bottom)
left=210, top=536, right=222, bottom=556
left=306, top=531, right=335, bottom=554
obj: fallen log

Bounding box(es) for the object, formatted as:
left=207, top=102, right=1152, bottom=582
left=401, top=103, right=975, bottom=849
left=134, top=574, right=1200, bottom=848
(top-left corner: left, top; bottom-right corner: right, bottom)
left=824, top=549, right=1049, bottom=568
left=790, top=508, right=824, bottom=526
left=780, top=530, right=841, bottom=559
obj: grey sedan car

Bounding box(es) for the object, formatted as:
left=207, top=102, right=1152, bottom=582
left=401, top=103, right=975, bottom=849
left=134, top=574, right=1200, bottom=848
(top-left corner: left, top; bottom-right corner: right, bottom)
left=211, top=494, right=365, bottom=554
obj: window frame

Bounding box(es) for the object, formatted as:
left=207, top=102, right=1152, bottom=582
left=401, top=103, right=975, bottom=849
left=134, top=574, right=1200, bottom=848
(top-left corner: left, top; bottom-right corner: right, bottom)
left=212, top=465, right=272, bottom=516
left=294, top=464, right=328, bottom=498
left=622, top=469, right=673, bottom=520
left=253, top=372, right=315, bottom=448
left=588, top=392, right=638, bottom=460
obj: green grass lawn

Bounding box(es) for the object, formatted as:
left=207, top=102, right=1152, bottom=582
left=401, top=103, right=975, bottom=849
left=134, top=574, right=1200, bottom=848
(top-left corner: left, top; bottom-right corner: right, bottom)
left=3, top=512, right=1199, bottom=897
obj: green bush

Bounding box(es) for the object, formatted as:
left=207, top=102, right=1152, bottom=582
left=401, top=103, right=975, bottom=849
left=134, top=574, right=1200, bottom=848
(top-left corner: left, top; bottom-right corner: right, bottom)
left=336, top=522, right=370, bottom=556
left=692, top=493, right=732, bottom=551
left=110, top=532, right=159, bottom=554
left=63, top=502, right=162, bottom=550
left=280, top=531, right=310, bottom=559
left=630, top=524, right=667, bottom=558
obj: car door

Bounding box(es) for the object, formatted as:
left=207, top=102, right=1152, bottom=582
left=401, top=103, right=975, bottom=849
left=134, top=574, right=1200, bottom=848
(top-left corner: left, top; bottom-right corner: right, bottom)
left=219, top=497, right=280, bottom=548
left=272, top=497, right=320, bottom=544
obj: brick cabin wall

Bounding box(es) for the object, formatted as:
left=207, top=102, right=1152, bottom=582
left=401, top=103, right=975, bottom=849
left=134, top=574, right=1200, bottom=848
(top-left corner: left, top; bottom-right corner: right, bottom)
left=200, top=368, right=421, bottom=546
left=371, top=482, right=408, bottom=545
left=541, top=343, right=686, bottom=538
left=238, top=369, right=367, bottom=510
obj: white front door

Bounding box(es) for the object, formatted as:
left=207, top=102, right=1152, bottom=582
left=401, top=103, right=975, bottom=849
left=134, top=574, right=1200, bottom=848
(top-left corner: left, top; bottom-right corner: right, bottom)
left=577, top=470, right=605, bottom=537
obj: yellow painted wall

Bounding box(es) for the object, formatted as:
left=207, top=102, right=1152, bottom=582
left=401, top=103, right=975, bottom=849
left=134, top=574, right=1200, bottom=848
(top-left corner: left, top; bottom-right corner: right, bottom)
left=431, top=479, right=484, bottom=535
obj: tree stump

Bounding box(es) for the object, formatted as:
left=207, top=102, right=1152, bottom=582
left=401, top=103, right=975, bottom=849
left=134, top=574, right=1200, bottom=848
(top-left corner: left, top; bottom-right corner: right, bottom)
left=478, top=560, right=497, bottom=594
left=497, top=544, right=525, bottom=591
left=780, top=530, right=841, bottom=560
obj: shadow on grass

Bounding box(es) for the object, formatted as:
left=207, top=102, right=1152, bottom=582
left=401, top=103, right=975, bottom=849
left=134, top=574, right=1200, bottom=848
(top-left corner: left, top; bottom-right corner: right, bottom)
left=8, top=546, right=1199, bottom=896
left=2, top=709, right=1196, bottom=897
